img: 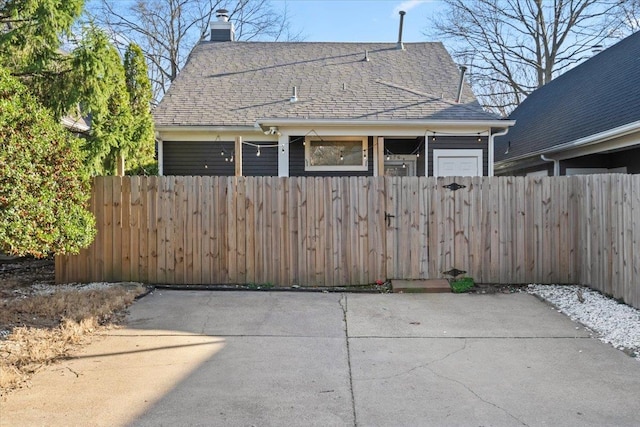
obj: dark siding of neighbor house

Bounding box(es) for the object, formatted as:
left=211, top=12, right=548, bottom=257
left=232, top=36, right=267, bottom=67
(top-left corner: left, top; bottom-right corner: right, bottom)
left=498, top=163, right=553, bottom=176
left=427, top=136, right=488, bottom=176
left=609, top=146, right=640, bottom=173
left=498, top=145, right=640, bottom=176
left=289, top=136, right=374, bottom=177
left=560, top=154, right=609, bottom=174
left=163, top=141, right=235, bottom=176
left=242, top=141, right=278, bottom=176
left=560, top=146, right=640, bottom=174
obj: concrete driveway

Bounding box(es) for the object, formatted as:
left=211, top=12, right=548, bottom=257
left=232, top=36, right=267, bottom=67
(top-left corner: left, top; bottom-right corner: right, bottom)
left=2, top=291, right=640, bottom=426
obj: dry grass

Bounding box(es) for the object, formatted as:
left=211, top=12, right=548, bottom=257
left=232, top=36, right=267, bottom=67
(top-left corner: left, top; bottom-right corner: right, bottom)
left=0, top=285, right=147, bottom=395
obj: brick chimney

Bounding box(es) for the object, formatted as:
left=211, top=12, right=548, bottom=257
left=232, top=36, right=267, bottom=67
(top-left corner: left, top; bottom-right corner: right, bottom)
left=210, top=9, right=235, bottom=42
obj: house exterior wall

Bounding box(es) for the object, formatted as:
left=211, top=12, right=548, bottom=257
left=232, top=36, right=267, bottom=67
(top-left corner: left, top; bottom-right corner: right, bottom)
left=496, top=163, right=553, bottom=176
left=241, top=141, right=278, bottom=176
left=163, top=141, right=235, bottom=176
left=560, top=153, right=609, bottom=175
left=496, top=145, right=640, bottom=176
left=609, top=146, right=640, bottom=173
left=561, top=147, right=640, bottom=174
left=162, top=140, right=279, bottom=176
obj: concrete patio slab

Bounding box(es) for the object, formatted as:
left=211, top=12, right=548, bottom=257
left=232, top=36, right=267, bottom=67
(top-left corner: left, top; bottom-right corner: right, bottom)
left=345, top=292, right=592, bottom=338
left=126, top=290, right=346, bottom=337
left=2, top=291, right=639, bottom=427
left=350, top=337, right=639, bottom=427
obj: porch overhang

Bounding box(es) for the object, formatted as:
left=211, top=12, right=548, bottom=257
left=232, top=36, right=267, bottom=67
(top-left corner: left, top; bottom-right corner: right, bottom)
left=255, top=118, right=514, bottom=136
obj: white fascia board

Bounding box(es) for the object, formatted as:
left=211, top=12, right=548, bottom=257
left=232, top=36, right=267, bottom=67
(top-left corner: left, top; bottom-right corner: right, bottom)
left=156, top=125, right=278, bottom=142
left=255, top=118, right=514, bottom=133
left=495, top=119, right=640, bottom=167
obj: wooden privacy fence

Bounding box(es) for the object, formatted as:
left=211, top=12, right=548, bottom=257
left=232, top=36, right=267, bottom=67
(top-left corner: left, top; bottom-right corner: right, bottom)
left=56, top=175, right=640, bottom=309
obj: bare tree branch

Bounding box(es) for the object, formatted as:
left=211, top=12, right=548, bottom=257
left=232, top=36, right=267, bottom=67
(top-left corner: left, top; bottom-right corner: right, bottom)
left=87, top=0, right=302, bottom=104
left=427, top=0, right=626, bottom=115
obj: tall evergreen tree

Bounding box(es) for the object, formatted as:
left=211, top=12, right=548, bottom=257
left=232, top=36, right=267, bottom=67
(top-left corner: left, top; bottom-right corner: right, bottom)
left=123, top=42, right=156, bottom=175
left=0, top=0, right=83, bottom=71
left=70, top=25, right=133, bottom=176
left=0, top=0, right=84, bottom=117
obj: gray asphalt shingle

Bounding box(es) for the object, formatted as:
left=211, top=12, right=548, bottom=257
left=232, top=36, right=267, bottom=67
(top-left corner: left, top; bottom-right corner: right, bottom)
left=496, top=31, right=640, bottom=161
left=153, top=41, right=497, bottom=127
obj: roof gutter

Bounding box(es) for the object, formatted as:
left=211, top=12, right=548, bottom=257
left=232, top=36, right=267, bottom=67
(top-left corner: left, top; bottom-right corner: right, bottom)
left=495, top=119, right=640, bottom=169
left=156, top=125, right=262, bottom=133
left=256, top=118, right=515, bottom=129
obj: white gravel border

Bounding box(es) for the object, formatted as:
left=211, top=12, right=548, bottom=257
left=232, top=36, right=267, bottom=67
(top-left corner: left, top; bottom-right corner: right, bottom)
left=527, top=284, right=640, bottom=361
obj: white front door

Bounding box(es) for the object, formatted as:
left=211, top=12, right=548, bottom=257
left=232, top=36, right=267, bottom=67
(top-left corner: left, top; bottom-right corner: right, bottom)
left=433, top=149, right=483, bottom=177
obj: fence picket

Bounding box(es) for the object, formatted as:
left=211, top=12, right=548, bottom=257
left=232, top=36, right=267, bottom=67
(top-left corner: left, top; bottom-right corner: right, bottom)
left=55, top=176, right=639, bottom=310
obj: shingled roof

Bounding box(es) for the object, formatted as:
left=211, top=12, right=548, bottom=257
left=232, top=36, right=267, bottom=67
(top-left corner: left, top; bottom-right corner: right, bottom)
left=496, top=30, right=640, bottom=162
left=153, top=41, right=498, bottom=127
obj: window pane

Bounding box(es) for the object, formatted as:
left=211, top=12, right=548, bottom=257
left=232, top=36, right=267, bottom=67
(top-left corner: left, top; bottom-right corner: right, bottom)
left=309, top=141, right=362, bottom=166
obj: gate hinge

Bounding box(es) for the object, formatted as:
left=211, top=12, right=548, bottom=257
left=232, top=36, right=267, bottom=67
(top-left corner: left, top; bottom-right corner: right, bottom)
left=443, top=268, right=466, bottom=277
left=443, top=182, right=466, bottom=191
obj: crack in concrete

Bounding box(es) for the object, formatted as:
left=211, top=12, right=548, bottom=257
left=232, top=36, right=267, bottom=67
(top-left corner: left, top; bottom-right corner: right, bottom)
left=426, top=367, right=529, bottom=427
left=339, top=294, right=358, bottom=427
left=200, top=295, right=214, bottom=334
left=353, top=338, right=528, bottom=426
left=354, top=339, right=469, bottom=382
left=53, top=366, right=80, bottom=378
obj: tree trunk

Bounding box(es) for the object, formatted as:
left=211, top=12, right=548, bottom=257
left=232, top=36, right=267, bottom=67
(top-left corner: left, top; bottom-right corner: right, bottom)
left=116, top=153, right=125, bottom=177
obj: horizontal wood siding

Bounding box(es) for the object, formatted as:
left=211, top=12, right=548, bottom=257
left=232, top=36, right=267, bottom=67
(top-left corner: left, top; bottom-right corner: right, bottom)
left=242, top=141, right=278, bottom=176
left=607, top=146, right=640, bottom=173
left=163, top=141, right=235, bottom=176
left=57, top=175, right=640, bottom=310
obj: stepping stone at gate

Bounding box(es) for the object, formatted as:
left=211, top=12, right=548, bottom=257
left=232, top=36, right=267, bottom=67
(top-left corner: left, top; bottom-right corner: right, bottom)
left=391, top=279, right=451, bottom=293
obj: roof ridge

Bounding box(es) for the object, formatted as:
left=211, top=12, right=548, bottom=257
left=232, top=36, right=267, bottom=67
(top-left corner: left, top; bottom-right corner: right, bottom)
left=198, top=40, right=439, bottom=46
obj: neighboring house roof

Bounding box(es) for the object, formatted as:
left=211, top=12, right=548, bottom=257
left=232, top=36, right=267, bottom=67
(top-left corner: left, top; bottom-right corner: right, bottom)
left=496, top=30, right=640, bottom=162
left=61, top=115, right=90, bottom=133
left=154, top=41, right=499, bottom=128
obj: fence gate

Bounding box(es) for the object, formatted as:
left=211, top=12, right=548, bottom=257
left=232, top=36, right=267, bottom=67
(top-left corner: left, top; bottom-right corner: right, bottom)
left=383, top=177, right=483, bottom=281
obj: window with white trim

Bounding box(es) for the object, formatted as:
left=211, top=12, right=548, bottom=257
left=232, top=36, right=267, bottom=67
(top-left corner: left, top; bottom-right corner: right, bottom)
left=305, top=137, right=368, bottom=171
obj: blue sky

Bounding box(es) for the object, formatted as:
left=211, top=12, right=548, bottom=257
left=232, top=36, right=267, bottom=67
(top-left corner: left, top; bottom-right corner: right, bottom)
left=273, top=0, right=446, bottom=42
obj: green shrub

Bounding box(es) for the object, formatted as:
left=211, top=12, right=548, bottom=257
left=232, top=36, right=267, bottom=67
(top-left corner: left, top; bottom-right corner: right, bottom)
left=450, top=277, right=475, bottom=293
left=0, top=67, right=96, bottom=257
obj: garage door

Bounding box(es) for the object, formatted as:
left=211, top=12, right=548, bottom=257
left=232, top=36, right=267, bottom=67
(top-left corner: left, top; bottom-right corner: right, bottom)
left=433, top=149, right=483, bottom=177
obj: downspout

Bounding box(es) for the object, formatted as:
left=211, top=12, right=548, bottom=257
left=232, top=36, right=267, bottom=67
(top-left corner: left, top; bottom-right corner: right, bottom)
left=155, top=132, right=164, bottom=176
left=540, top=154, right=559, bottom=176
left=489, top=127, right=510, bottom=176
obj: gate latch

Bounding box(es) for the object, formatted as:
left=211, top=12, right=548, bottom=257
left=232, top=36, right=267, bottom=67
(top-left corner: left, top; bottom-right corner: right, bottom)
left=443, top=182, right=466, bottom=191
left=384, top=211, right=395, bottom=227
